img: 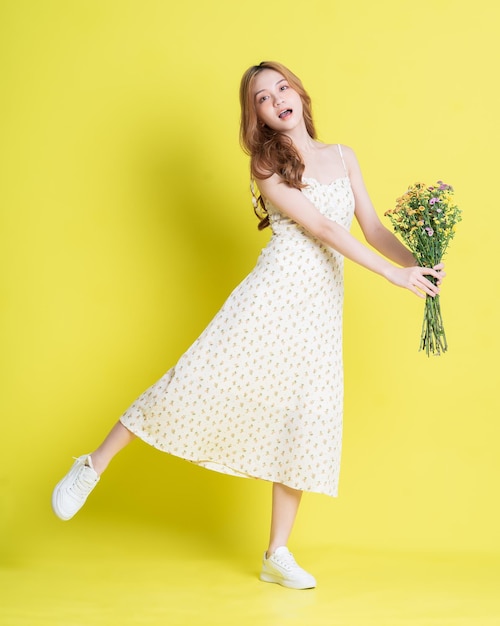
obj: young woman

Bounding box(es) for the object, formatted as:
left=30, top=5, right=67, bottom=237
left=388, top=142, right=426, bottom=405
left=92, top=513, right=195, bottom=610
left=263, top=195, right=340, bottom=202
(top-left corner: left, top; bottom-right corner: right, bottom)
left=52, top=61, right=444, bottom=590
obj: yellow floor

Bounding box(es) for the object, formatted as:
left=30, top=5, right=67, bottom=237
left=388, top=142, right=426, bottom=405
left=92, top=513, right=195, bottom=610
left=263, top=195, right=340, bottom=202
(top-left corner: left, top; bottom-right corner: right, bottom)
left=2, top=518, right=499, bottom=626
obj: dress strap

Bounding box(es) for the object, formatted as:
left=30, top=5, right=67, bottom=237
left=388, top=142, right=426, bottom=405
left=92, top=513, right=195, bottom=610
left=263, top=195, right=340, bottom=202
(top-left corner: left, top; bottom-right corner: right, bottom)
left=337, top=144, right=348, bottom=176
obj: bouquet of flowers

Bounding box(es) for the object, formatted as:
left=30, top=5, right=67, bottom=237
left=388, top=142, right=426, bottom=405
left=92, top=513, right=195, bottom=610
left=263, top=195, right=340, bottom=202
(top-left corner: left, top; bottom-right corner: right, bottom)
left=385, top=181, right=461, bottom=356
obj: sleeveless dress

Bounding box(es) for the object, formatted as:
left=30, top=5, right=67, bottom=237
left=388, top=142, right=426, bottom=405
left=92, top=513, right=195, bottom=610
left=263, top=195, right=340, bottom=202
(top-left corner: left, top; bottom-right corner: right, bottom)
left=120, top=145, right=355, bottom=497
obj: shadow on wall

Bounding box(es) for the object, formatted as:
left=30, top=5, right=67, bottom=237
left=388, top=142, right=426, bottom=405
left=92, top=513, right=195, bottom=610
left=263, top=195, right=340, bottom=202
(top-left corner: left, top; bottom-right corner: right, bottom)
left=80, top=123, right=269, bottom=554
left=130, top=122, right=255, bottom=308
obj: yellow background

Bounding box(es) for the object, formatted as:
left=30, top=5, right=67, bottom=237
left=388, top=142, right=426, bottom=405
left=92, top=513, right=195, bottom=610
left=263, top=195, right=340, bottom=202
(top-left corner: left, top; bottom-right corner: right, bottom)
left=1, top=1, right=499, bottom=624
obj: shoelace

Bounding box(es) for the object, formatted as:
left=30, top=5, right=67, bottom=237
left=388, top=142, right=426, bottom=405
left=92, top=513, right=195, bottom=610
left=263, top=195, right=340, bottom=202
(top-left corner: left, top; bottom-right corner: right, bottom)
left=68, top=459, right=97, bottom=498
left=272, top=551, right=300, bottom=572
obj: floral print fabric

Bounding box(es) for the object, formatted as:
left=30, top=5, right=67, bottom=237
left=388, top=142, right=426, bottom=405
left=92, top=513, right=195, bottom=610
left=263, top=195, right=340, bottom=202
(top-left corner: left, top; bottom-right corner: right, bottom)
left=120, top=168, right=355, bottom=497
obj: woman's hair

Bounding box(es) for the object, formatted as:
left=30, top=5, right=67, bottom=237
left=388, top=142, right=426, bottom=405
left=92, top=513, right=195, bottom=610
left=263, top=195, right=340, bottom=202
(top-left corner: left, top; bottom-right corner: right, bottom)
left=239, top=61, right=317, bottom=230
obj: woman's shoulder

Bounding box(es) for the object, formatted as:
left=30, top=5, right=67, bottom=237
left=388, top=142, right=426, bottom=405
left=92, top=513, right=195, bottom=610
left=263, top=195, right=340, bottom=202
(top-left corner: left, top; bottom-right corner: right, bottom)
left=314, top=142, right=359, bottom=174
left=314, top=141, right=355, bottom=163
left=317, top=141, right=356, bottom=156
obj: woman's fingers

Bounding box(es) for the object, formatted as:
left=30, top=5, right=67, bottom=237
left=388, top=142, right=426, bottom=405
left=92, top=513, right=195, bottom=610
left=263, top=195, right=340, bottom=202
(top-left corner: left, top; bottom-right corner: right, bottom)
left=388, top=264, right=447, bottom=298
left=420, top=275, right=440, bottom=296
left=407, top=267, right=442, bottom=298
left=432, top=263, right=446, bottom=285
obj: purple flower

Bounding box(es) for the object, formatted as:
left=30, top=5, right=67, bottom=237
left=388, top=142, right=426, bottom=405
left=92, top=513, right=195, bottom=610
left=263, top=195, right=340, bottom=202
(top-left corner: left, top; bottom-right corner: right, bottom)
left=425, top=227, right=434, bottom=236
left=437, top=180, right=451, bottom=191
left=429, top=197, right=440, bottom=205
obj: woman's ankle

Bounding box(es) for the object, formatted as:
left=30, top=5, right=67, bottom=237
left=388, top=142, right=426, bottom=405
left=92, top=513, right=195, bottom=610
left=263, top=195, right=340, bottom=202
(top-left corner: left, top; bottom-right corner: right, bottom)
left=88, top=452, right=107, bottom=476
left=266, top=544, right=286, bottom=558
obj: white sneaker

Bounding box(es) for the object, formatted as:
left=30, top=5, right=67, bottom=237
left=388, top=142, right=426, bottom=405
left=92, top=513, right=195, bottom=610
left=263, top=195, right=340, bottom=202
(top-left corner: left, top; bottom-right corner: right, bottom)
left=259, top=546, right=316, bottom=589
left=51, top=454, right=100, bottom=520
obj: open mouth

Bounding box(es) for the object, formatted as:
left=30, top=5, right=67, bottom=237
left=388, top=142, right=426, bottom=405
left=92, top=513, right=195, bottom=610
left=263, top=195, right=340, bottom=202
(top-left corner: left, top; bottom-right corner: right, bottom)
left=279, top=109, right=293, bottom=119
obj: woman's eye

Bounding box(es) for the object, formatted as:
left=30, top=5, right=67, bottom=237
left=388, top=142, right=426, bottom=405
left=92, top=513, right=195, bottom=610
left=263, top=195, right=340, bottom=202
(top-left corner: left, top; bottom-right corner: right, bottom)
left=259, top=95, right=269, bottom=103
left=280, top=85, right=289, bottom=91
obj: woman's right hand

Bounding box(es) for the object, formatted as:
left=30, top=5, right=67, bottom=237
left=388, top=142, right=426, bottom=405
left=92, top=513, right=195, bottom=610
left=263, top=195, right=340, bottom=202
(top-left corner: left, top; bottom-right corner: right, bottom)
left=386, top=263, right=446, bottom=298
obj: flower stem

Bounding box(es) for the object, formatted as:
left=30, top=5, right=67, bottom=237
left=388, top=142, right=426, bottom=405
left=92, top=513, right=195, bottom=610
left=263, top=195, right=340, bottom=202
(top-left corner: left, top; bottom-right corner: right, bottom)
left=419, top=295, right=447, bottom=356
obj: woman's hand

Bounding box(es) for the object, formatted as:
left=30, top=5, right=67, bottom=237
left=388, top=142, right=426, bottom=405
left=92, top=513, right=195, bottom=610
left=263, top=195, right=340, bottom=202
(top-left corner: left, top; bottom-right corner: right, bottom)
left=385, top=263, right=446, bottom=298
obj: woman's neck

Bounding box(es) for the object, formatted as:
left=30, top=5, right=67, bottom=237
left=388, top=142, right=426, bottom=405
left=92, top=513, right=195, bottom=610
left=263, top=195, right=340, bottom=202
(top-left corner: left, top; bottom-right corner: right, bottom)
left=283, top=124, right=318, bottom=155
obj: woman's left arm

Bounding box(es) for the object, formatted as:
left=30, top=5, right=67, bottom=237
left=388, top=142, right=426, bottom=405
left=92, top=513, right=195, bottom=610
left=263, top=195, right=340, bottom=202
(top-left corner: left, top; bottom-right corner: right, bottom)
left=344, top=146, right=416, bottom=268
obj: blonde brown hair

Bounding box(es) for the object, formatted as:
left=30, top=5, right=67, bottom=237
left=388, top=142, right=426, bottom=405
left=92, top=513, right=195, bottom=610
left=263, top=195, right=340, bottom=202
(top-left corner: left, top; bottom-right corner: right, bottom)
left=239, top=61, right=317, bottom=229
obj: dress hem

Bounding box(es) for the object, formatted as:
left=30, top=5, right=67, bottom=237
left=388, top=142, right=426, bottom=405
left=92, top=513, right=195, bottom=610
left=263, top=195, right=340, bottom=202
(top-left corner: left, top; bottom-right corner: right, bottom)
left=119, top=416, right=339, bottom=499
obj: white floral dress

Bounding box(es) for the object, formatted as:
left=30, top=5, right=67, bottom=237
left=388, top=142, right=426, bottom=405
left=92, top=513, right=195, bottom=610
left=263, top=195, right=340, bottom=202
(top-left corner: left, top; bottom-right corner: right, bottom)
left=120, top=145, right=355, bottom=497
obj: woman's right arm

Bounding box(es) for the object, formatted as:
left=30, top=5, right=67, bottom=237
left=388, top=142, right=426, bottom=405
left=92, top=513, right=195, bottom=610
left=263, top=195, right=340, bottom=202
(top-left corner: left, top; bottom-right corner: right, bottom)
left=256, top=174, right=442, bottom=299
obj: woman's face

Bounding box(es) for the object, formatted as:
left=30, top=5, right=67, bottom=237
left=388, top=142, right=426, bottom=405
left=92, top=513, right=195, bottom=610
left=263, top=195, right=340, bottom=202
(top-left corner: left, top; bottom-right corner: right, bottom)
left=252, top=69, right=304, bottom=132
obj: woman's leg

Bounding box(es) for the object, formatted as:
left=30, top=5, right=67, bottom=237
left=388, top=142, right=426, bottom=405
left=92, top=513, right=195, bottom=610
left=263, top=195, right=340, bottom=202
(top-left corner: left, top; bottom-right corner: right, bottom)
left=267, top=482, right=302, bottom=555
left=260, top=483, right=316, bottom=589
left=90, top=420, right=136, bottom=475
left=52, top=420, right=135, bottom=520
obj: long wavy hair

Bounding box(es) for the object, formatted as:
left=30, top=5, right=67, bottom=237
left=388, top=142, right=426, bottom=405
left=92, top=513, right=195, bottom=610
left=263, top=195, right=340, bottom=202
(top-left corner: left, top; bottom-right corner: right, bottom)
left=239, top=61, right=317, bottom=229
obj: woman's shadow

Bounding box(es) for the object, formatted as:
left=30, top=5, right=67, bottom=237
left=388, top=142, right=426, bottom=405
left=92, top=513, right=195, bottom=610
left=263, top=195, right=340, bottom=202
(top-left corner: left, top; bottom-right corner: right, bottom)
left=95, top=123, right=270, bottom=559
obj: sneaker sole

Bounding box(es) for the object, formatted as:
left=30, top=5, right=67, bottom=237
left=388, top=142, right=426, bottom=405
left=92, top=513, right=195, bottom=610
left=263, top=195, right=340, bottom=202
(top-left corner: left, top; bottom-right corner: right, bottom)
left=259, top=572, right=316, bottom=590
left=51, top=476, right=75, bottom=521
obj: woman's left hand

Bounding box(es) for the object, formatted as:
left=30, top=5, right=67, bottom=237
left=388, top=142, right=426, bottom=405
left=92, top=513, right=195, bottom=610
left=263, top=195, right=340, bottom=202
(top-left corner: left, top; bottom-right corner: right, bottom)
left=386, top=262, right=446, bottom=298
